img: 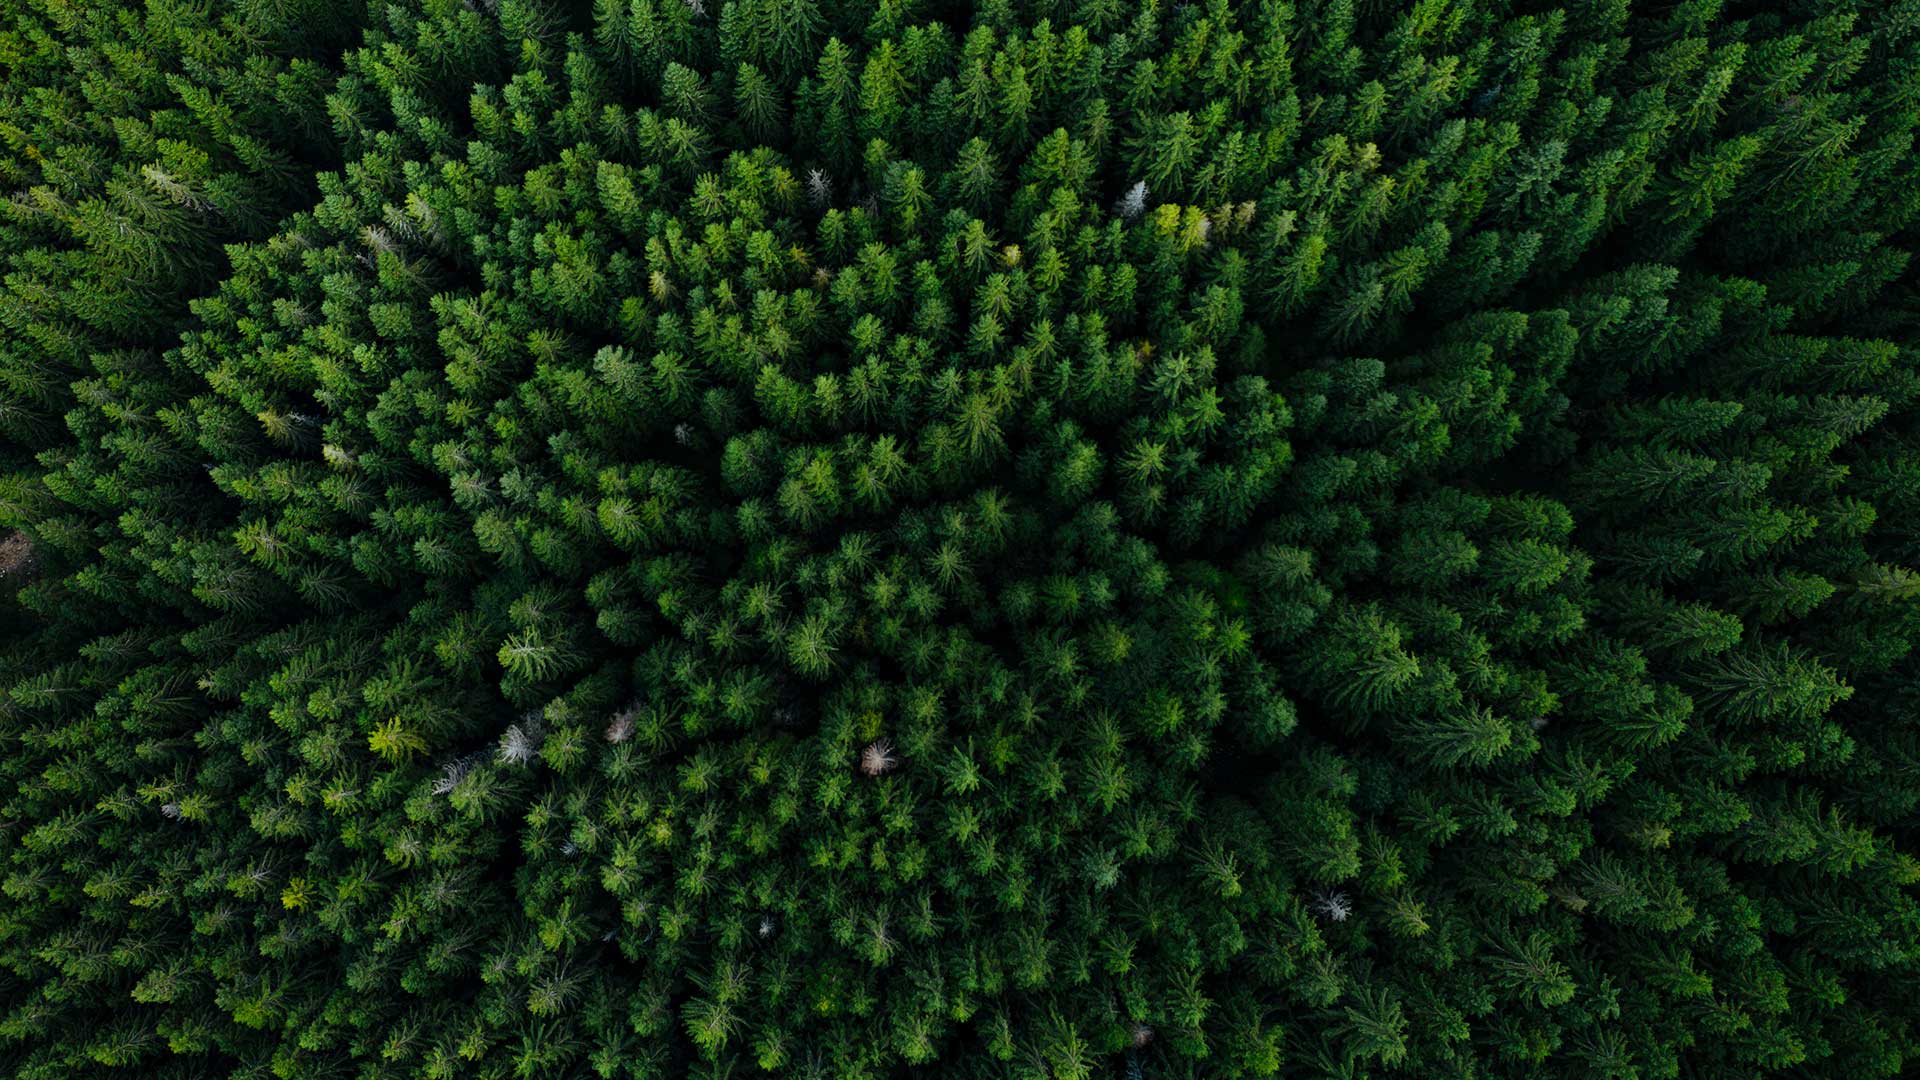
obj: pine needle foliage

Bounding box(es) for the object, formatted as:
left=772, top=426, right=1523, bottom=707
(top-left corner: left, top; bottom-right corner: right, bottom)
left=2, top=0, right=1920, bottom=1077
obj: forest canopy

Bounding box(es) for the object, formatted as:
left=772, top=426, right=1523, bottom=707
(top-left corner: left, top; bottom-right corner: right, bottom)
left=2, top=0, right=1919, bottom=1077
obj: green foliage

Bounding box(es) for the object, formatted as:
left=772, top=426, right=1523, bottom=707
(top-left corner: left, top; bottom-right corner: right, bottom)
left=3, top=0, right=1919, bottom=1077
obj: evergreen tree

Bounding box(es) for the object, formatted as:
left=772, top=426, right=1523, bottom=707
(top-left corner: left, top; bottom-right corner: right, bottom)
left=2, top=0, right=1918, bottom=1076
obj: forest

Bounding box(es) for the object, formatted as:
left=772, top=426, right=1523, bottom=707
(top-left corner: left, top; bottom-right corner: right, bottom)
left=1, top=0, right=1917, bottom=1076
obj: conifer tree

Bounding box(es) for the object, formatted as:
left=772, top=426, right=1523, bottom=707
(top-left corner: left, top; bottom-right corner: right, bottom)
left=3, top=0, right=1919, bottom=1076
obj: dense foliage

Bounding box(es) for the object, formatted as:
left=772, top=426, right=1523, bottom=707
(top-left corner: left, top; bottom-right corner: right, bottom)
left=3, top=0, right=1918, bottom=1077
